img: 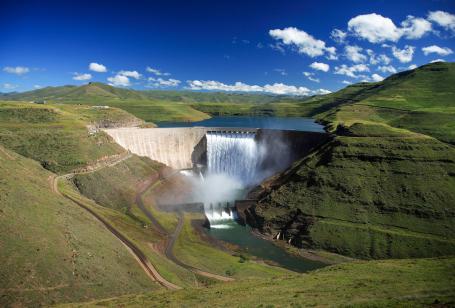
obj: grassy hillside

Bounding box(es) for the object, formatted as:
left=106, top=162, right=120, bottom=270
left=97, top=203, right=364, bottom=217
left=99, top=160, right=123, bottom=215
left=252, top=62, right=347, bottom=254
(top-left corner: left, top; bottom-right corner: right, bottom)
left=0, top=101, right=141, bottom=173
left=0, top=146, right=158, bottom=307
left=248, top=62, right=455, bottom=259
left=60, top=257, right=455, bottom=307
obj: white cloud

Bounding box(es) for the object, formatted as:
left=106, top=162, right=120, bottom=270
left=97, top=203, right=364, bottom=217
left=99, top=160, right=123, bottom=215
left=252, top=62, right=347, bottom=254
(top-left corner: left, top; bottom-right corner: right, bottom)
left=73, top=72, right=92, bottom=81
left=273, top=68, right=288, bottom=76
left=422, top=45, right=453, bottom=56
left=348, top=13, right=401, bottom=43
left=334, top=64, right=370, bottom=78
left=367, top=49, right=391, bottom=65
left=269, top=27, right=336, bottom=58
left=371, top=73, right=384, bottom=82
left=146, top=66, right=170, bottom=76
left=2, top=83, right=18, bottom=90
left=187, top=80, right=313, bottom=96
left=408, top=64, right=418, bottom=70
left=89, top=62, right=107, bottom=73
left=330, top=29, right=347, bottom=44
left=118, top=70, right=141, bottom=79
left=400, top=15, right=432, bottom=39
left=345, top=45, right=367, bottom=63
left=148, top=77, right=181, bottom=87
left=107, top=74, right=130, bottom=87
left=391, top=45, right=415, bottom=63
left=314, top=88, right=332, bottom=95
left=342, top=80, right=352, bottom=85
left=303, top=72, right=320, bottom=82
left=377, top=65, right=397, bottom=74
left=309, top=62, right=330, bottom=72
left=34, top=85, right=42, bottom=89
left=3, top=66, right=30, bottom=75
left=428, top=10, right=455, bottom=33
left=430, top=59, right=446, bottom=63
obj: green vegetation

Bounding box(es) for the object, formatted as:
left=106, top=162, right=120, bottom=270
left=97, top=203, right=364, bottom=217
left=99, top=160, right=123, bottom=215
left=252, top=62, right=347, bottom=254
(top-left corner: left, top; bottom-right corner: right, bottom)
left=0, top=101, right=141, bottom=173
left=173, top=214, right=291, bottom=279
left=60, top=257, right=455, bottom=307
left=0, top=146, right=157, bottom=307
left=250, top=62, right=455, bottom=259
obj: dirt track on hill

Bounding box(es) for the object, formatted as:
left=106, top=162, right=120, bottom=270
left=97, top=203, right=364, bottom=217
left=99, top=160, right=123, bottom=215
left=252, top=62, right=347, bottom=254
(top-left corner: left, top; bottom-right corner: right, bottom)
left=50, top=152, right=181, bottom=290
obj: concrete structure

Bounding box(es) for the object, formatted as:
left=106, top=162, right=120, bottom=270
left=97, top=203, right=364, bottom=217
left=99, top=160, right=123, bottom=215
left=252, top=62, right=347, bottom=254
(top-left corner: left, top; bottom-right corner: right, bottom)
left=104, top=127, right=330, bottom=170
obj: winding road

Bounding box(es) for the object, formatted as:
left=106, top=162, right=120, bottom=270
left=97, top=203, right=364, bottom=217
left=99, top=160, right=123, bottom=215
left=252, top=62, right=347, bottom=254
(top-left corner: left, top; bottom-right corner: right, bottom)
left=135, top=173, right=234, bottom=282
left=50, top=152, right=181, bottom=290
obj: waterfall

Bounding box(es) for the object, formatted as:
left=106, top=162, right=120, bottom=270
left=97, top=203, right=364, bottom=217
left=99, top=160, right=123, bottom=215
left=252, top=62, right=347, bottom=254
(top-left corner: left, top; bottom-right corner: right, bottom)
left=202, top=131, right=262, bottom=228
left=206, top=131, right=261, bottom=186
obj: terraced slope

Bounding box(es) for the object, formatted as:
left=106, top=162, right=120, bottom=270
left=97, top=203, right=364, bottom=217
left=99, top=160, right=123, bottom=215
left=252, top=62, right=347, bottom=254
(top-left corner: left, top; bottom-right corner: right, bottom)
left=0, top=146, right=157, bottom=307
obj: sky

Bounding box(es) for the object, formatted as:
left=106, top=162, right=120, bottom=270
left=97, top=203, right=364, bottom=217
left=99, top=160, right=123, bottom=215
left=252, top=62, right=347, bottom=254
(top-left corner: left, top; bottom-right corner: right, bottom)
left=1, top=0, right=454, bottom=95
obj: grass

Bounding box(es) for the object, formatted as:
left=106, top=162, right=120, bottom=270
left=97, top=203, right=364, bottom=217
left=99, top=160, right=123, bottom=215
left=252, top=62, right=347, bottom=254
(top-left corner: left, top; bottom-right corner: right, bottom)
left=0, top=146, right=157, bottom=307
left=59, top=257, right=455, bottom=307
left=0, top=101, right=139, bottom=173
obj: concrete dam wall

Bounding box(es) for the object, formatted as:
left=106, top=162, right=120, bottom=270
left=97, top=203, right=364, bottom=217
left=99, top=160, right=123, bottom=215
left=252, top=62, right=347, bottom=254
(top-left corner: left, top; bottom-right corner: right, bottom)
left=104, top=127, right=329, bottom=170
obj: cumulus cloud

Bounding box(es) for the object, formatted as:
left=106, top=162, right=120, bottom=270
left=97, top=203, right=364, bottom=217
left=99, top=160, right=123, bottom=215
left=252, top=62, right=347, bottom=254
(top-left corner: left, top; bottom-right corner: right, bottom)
left=34, top=85, right=42, bottom=89
left=345, top=45, right=367, bottom=63
left=408, top=64, right=418, bottom=70
left=367, top=49, right=391, bottom=65
left=2, top=83, right=18, bottom=90
left=89, top=62, right=107, bottom=73
left=314, top=88, right=332, bottom=95
left=400, top=15, right=432, bottom=39
left=334, top=64, right=369, bottom=78
left=348, top=13, right=401, bottom=43
left=148, top=77, right=181, bottom=87
left=391, top=45, right=415, bottom=63
left=118, top=70, right=141, bottom=79
left=146, top=66, right=170, bottom=76
left=187, top=80, right=314, bottom=96
left=309, top=62, right=330, bottom=72
left=73, top=73, right=92, bottom=81
left=3, top=66, right=30, bottom=75
left=422, top=45, right=453, bottom=56
left=430, top=59, right=445, bottom=63
left=107, top=74, right=130, bottom=87
left=303, top=72, right=320, bottom=83
left=371, top=73, right=384, bottom=82
left=342, top=80, right=352, bottom=85
left=330, top=29, right=347, bottom=44
left=269, top=27, right=337, bottom=58
left=428, top=10, right=455, bottom=33
left=377, top=65, right=397, bottom=74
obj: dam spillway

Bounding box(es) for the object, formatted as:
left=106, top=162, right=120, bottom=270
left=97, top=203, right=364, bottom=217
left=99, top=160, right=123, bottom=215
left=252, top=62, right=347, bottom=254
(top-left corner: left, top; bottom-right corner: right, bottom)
left=206, top=131, right=262, bottom=186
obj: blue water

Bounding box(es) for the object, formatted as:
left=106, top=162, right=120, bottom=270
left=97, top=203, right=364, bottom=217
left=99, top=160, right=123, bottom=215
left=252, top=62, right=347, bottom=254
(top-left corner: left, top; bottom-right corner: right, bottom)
left=157, top=116, right=325, bottom=132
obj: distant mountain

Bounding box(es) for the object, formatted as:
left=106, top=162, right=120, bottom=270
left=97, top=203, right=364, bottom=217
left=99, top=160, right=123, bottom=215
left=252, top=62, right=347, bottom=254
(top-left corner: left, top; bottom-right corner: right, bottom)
left=2, top=81, right=291, bottom=104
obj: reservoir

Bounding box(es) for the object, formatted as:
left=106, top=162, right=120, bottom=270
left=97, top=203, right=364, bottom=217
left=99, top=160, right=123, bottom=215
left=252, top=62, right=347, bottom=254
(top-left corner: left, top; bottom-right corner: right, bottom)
left=157, top=116, right=325, bottom=132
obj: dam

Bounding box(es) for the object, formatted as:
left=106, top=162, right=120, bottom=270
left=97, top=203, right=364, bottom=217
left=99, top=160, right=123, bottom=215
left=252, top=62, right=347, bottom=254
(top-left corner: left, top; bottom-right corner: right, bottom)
left=105, top=124, right=329, bottom=271
left=104, top=127, right=330, bottom=172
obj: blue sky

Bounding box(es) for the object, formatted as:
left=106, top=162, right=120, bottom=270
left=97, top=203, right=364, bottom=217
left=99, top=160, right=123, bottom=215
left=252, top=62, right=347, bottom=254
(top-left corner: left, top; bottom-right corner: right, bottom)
left=1, top=0, right=454, bottom=95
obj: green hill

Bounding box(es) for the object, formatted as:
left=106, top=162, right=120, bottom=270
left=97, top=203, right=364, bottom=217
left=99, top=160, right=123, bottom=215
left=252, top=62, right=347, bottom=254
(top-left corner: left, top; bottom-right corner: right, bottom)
left=247, top=62, right=455, bottom=259
left=0, top=101, right=141, bottom=173
left=0, top=146, right=158, bottom=307
left=59, top=257, right=455, bottom=307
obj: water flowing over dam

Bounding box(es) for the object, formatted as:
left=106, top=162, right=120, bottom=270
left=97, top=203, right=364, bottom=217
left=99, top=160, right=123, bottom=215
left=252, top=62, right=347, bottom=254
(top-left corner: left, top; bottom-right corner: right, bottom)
left=206, top=131, right=262, bottom=186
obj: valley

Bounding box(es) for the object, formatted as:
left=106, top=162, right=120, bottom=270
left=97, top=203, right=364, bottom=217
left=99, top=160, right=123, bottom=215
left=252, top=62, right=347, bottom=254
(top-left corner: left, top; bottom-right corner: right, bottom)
left=1, top=62, right=455, bottom=307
